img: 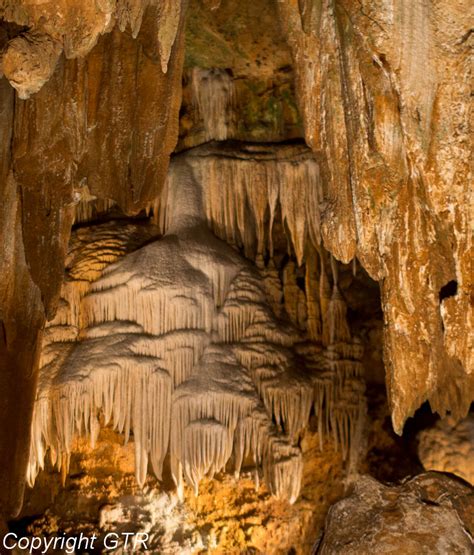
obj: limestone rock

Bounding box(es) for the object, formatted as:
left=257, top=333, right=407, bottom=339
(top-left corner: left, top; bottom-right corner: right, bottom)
left=315, top=472, right=474, bottom=554
left=0, top=1, right=186, bottom=92
left=277, top=0, right=474, bottom=433
left=18, top=424, right=347, bottom=554
left=0, top=3, right=187, bottom=518
left=418, top=415, right=474, bottom=485
left=28, top=159, right=306, bottom=503
left=2, top=32, right=62, bottom=99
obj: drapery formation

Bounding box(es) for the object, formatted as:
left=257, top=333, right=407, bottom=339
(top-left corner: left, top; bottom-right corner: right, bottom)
left=28, top=159, right=365, bottom=503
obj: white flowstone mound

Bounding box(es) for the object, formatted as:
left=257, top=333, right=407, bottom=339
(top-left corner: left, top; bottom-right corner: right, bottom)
left=28, top=154, right=365, bottom=503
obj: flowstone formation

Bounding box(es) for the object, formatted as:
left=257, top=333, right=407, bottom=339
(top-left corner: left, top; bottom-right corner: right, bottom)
left=27, top=152, right=365, bottom=504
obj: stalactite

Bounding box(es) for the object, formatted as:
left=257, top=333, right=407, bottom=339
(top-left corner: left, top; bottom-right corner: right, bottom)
left=327, top=255, right=351, bottom=345
left=305, top=247, right=322, bottom=342
left=191, top=68, right=235, bottom=141
left=283, top=260, right=307, bottom=330
left=259, top=259, right=284, bottom=317
left=154, top=144, right=323, bottom=264
left=116, top=0, right=151, bottom=38
left=319, top=249, right=332, bottom=347
left=156, top=0, right=182, bottom=73
left=73, top=198, right=117, bottom=225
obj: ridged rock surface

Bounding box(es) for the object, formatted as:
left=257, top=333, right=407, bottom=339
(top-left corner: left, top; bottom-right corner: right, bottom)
left=0, top=3, right=186, bottom=517
left=277, top=0, right=473, bottom=433
left=315, top=472, right=474, bottom=554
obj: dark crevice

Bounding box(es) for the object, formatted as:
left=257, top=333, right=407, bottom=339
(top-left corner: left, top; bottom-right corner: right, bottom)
left=439, top=280, right=458, bottom=302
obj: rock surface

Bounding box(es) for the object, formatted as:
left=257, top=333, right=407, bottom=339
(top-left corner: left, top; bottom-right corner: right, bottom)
left=315, top=472, right=474, bottom=554
left=178, top=0, right=302, bottom=149
left=418, top=415, right=474, bottom=485
left=19, top=425, right=346, bottom=554
left=0, top=3, right=187, bottom=518
left=277, top=0, right=473, bottom=433
left=2, top=32, right=62, bottom=99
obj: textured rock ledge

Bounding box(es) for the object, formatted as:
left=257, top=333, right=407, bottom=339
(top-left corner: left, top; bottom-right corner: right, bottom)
left=315, top=472, right=474, bottom=554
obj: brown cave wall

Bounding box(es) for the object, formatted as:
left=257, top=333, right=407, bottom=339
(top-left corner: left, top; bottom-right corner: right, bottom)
left=0, top=3, right=187, bottom=518
left=276, top=0, right=473, bottom=432
left=178, top=0, right=303, bottom=149
left=0, top=76, right=47, bottom=520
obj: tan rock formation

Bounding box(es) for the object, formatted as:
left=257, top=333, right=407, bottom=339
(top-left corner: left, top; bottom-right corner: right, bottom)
left=179, top=0, right=302, bottom=148
left=27, top=155, right=365, bottom=505
left=2, top=32, right=62, bottom=99
left=0, top=3, right=187, bottom=518
left=18, top=425, right=346, bottom=554
left=315, top=472, right=474, bottom=554
left=418, top=415, right=474, bottom=485
left=0, top=1, right=186, bottom=90
left=277, top=0, right=473, bottom=433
